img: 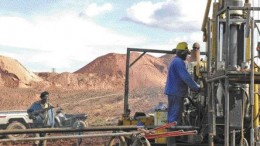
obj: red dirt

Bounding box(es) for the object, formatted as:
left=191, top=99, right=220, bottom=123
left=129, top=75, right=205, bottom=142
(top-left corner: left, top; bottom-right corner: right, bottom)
left=0, top=55, right=41, bottom=88
left=0, top=52, right=171, bottom=145
left=75, top=52, right=168, bottom=90
left=160, top=54, right=175, bottom=67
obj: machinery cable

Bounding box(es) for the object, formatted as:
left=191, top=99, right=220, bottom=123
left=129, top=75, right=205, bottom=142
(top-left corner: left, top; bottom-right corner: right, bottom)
left=244, top=137, right=250, bottom=146
left=240, top=86, right=260, bottom=123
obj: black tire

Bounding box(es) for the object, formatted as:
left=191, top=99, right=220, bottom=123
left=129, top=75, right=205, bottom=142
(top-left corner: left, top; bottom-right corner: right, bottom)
left=6, top=121, right=27, bottom=139
left=72, top=120, right=87, bottom=146
left=108, top=136, right=128, bottom=146
left=72, top=120, right=87, bottom=129
left=132, top=137, right=151, bottom=146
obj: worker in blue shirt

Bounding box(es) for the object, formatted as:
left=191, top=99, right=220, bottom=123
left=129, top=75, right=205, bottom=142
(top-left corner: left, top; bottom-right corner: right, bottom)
left=165, top=42, right=200, bottom=124
left=27, top=91, right=55, bottom=128
left=27, top=91, right=55, bottom=146
left=165, top=42, right=200, bottom=146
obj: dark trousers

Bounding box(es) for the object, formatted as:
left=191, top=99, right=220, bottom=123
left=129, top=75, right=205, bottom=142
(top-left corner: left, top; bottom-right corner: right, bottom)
left=167, top=128, right=177, bottom=146
left=167, top=95, right=184, bottom=146
left=167, top=95, right=184, bottom=123
left=34, top=133, right=47, bottom=146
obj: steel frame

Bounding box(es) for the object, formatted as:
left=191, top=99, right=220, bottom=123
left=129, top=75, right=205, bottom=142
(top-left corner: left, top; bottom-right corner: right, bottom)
left=123, top=48, right=175, bottom=115
left=206, top=5, right=260, bottom=146
left=123, top=48, right=206, bottom=116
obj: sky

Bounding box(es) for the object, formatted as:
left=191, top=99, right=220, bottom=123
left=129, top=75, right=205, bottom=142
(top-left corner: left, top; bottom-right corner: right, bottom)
left=0, top=0, right=208, bottom=73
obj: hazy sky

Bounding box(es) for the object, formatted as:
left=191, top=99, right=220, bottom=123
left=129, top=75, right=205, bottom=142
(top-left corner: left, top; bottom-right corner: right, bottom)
left=0, top=0, right=208, bottom=72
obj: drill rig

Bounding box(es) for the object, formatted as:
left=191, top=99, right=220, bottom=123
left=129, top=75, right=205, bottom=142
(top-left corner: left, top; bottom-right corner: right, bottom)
left=116, top=0, right=260, bottom=146
left=202, top=0, right=260, bottom=146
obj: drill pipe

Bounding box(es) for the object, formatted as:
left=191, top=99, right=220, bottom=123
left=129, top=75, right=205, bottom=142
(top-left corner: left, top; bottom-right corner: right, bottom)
left=0, top=125, right=152, bottom=135
left=0, top=132, right=137, bottom=142
left=0, top=125, right=200, bottom=135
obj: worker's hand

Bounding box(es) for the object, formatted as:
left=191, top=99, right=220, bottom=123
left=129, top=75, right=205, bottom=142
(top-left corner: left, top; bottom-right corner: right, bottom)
left=197, top=87, right=204, bottom=93
left=49, top=105, right=54, bottom=109
left=29, top=114, right=36, bottom=120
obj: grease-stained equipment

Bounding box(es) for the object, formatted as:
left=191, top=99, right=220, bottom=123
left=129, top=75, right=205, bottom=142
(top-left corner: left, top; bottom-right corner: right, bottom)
left=202, top=0, right=260, bottom=146
left=118, top=48, right=206, bottom=146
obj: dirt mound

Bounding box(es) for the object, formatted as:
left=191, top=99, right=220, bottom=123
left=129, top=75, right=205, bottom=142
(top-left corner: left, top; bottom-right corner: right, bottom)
left=36, top=71, right=122, bottom=91
left=0, top=53, right=170, bottom=145
left=160, top=54, right=175, bottom=66
left=0, top=55, right=42, bottom=88
left=36, top=72, right=59, bottom=80
left=75, top=53, right=168, bottom=90
left=75, top=53, right=125, bottom=77
left=36, top=72, right=78, bottom=89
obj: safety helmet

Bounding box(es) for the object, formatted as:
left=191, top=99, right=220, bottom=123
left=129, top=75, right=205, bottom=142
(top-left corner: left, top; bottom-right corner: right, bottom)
left=40, top=91, right=49, bottom=99
left=175, top=42, right=190, bottom=54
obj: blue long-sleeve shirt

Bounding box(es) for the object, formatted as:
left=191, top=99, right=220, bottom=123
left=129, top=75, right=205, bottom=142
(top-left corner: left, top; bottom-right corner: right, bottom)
left=164, top=56, right=199, bottom=97
left=27, top=101, right=55, bottom=128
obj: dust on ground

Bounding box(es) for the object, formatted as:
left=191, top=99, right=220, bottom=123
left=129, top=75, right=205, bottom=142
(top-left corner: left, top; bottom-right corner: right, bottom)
left=0, top=86, right=167, bottom=146
left=0, top=52, right=171, bottom=145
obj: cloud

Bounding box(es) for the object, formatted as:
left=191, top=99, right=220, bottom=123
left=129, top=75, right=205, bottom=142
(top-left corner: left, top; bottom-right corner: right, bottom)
left=84, top=3, right=113, bottom=17
left=124, top=0, right=207, bottom=55
left=131, top=30, right=205, bottom=58
left=0, top=14, right=145, bottom=50
left=125, top=0, right=207, bottom=31
left=0, top=1, right=209, bottom=72
left=168, top=32, right=204, bottom=49
left=0, top=12, right=145, bottom=72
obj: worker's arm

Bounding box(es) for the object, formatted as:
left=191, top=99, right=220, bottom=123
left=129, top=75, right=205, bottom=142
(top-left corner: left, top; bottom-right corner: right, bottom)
left=175, top=59, right=199, bottom=91
left=27, top=102, right=37, bottom=115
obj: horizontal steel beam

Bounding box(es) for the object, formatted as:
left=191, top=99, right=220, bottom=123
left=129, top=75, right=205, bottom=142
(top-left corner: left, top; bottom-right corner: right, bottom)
left=127, top=48, right=174, bottom=54
left=127, top=48, right=206, bottom=56
left=217, top=6, right=260, bottom=16
left=219, top=19, right=246, bottom=23
left=0, top=125, right=152, bottom=135
left=169, top=126, right=200, bottom=130
left=206, top=75, right=227, bottom=82
left=0, top=132, right=136, bottom=142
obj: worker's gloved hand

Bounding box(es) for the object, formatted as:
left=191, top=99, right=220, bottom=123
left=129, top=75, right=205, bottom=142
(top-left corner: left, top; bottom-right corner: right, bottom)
left=197, top=87, right=204, bottom=93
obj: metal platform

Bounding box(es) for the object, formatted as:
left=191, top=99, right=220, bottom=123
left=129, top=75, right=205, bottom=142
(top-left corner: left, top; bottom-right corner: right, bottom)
left=207, top=70, right=260, bottom=84
left=151, top=143, right=223, bottom=146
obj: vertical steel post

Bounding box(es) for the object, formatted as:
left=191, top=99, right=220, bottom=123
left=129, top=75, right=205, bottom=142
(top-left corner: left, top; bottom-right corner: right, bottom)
left=208, top=18, right=212, bottom=75
left=124, top=48, right=131, bottom=115
left=224, top=7, right=230, bottom=146
left=208, top=82, right=214, bottom=146
left=232, top=130, right=236, bottom=146
left=225, top=77, right=230, bottom=146
left=207, top=17, right=214, bottom=146
left=211, top=81, right=217, bottom=145
left=250, top=18, right=255, bottom=146
left=220, top=23, right=223, bottom=62
left=225, top=8, right=230, bottom=71
left=216, top=15, right=220, bottom=71
left=212, top=82, right=216, bottom=136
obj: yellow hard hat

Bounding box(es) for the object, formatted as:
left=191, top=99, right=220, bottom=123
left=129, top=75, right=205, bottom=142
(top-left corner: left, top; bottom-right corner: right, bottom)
left=175, top=42, right=189, bottom=51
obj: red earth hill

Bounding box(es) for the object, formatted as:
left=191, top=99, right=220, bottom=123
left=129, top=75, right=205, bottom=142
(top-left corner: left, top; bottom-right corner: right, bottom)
left=0, top=52, right=171, bottom=91
left=160, top=54, right=175, bottom=67
left=75, top=52, right=168, bottom=90
left=0, top=55, right=42, bottom=88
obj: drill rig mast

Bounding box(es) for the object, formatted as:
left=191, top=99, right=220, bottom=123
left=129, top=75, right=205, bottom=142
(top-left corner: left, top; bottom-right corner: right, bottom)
left=118, top=1, right=260, bottom=146
left=203, top=0, right=260, bottom=146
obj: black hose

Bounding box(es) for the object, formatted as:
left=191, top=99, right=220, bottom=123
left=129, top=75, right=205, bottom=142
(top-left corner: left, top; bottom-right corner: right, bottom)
left=187, top=96, right=199, bottom=109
